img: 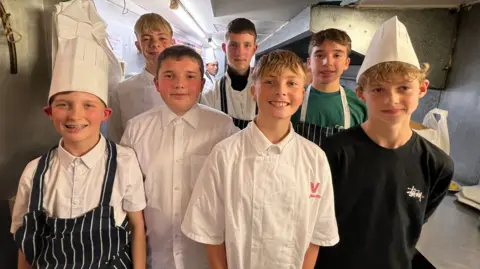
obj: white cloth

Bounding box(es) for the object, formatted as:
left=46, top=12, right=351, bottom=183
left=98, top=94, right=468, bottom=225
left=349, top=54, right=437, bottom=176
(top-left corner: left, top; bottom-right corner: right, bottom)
left=50, top=0, right=122, bottom=105
left=182, top=121, right=339, bottom=269
left=120, top=104, right=239, bottom=269
left=200, top=70, right=256, bottom=120
left=203, top=72, right=215, bottom=94
left=108, top=69, right=164, bottom=143
left=357, top=16, right=420, bottom=82
left=203, top=48, right=217, bottom=64
left=10, top=135, right=146, bottom=234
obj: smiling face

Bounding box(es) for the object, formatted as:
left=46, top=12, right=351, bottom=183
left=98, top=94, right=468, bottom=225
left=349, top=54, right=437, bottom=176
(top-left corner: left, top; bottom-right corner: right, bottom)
left=155, top=57, right=204, bottom=116
left=135, top=29, right=174, bottom=71
left=307, top=40, right=350, bottom=86
left=251, top=66, right=305, bottom=121
left=357, top=73, right=428, bottom=126
left=45, top=91, right=111, bottom=149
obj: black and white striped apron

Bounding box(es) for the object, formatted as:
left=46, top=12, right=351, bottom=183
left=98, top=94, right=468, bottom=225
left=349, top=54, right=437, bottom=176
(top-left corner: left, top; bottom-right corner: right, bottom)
left=295, top=85, right=351, bottom=146
left=14, top=140, right=132, bottom=269
left=219, top=76, right=257, bottom=130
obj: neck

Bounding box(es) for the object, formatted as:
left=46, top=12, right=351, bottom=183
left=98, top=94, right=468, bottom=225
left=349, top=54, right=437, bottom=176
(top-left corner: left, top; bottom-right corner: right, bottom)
left=311, top=79, right=340, bottom=93
left=145, top=64, right=156, bottom=76
left=255, top=114, right=291, bottom=144
left=62, top=134, right=101, bottom=157
left=361, top=119, right=412, bottom=149
left=228, top=65, right=249, bottom=77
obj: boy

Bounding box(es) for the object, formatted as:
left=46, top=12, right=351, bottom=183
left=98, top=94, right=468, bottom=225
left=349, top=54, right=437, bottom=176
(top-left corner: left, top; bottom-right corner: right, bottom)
left=108, top=13, right=175, bottom=143
left=182, top=50, right=339, bottom=268
left=200, top=18, right=258, bottom=129
left=120, top=45, right=238, bottom=269
left=292, top=29, right=367, bottom=146
left=315, top=16, right=454, bottom=269
left=11, top=13, right=146, bottom=269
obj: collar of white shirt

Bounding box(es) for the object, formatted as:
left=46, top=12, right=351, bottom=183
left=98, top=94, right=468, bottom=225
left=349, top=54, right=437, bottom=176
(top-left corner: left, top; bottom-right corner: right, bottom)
left=57, top=135, right=106, bottom=170
left=160, top=103, right=201, bottom=129
left=247, top=120, right=295, bottom=155
left=140, top=68, right=155, bottom=86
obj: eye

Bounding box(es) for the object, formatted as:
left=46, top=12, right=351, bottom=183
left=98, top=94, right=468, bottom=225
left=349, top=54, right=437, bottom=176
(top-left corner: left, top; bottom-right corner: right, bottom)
left=84, top=103, right=95, bottom=108
left=287, top=81, right=298, bottom=87
left=399, top=86, right=410, bottom=91
left=372, top=88, right=384, bottom=93
left=334, top=54, right=341, bottom=58
left=187, top=75, right=196, bottom=79
left=55, top=103, right=67, bottom=108
left=263, top=80, right=273, bottom=85
left=314, top=54, right=323, bottom=59
left=163, top=74, right=173, bottom=78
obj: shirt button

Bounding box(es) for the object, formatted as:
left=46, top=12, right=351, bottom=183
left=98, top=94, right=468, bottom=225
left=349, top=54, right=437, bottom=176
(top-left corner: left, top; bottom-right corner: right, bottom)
left=175, top=252, right=180, bottom=256
left=174, top=187, right=179, bottom=191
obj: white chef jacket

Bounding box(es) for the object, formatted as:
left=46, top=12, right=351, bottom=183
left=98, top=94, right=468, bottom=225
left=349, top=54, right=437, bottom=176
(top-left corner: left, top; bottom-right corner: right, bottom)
left=203, top=72, right=215, bottom=94
left=120, top=104, right=239, bottom=269
left=181, top=121, right=339, bottom=269
left=200, top=70, right=256, bottom=121
left=108, top=69, right=165, bottom=143
left=11, top=135, right=146, bottom=234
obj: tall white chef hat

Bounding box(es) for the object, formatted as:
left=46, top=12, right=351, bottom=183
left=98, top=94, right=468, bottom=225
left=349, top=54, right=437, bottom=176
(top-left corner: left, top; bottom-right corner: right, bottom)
left=203, top=47, right=217, bottom=65
left=48, top=0, right=121, bottom=106
left=356, top=16, right=420, bottom=83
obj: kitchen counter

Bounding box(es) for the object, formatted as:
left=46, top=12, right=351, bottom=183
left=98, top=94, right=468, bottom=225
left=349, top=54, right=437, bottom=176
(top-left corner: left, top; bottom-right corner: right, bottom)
left=417, top=194, right=480, bottom=269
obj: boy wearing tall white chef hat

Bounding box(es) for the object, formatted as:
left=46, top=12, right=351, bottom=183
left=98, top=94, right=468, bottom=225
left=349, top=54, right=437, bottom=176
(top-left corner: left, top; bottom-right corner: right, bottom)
left=10, top=0, right=146, bottom=268
left=315, top=16, right=454, bottom=269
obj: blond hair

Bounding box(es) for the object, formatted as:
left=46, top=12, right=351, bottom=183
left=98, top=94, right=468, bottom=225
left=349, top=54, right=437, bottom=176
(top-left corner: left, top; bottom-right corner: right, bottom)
left=357, top=61, right=430, bottom=90
left=308, top=28, right=352, bottom=55
left=134, top=13, right=173, bottom=37
left=252, top=50, right=305, bottom=81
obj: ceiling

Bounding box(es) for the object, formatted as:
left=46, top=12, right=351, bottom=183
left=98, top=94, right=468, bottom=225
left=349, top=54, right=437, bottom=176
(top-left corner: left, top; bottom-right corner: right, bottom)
left=104, top=0, right=479, bottom=49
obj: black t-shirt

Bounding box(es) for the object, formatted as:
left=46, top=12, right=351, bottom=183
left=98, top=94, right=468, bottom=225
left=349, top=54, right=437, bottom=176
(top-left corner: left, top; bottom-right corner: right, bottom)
left=315, top=125, right=454, bottom=269
left=227, top=66, right=249, bottom=91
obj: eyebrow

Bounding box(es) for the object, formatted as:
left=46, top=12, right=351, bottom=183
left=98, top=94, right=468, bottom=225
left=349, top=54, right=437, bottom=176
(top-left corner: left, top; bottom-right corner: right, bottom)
left=315, top=49, right=345, bottom=54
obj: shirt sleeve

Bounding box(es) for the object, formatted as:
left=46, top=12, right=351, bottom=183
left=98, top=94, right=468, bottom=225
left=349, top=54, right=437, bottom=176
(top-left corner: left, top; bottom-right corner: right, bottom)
left=424, top=156, right=454, bottom=222
left=310, top=150, right=339, bottom=247
left=10, top=159, right=39, bottom=234
left=181, top=148, right=225, bottom=245
left=107, top=88, right=124, bottom=144
left=200, top=81, right=218, bottom=108
left=120, top=119, right=135, bottom=148
left=122, top=149, right=146, bottom=212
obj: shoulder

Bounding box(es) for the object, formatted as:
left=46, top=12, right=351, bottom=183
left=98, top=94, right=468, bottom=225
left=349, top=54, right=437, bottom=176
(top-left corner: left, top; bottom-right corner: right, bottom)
left=123, top=106, right=164, bottom=143
left=198, top=104, right=233, bottom=124
left=114, top=74, right=144, bottom=94
left=113, top=143, right=138, bottom=162
left=21, top=156, right=43, bottom=180
left=211, top=128, right=246, bottom=156
left=415, top=134, right=454, bottom=174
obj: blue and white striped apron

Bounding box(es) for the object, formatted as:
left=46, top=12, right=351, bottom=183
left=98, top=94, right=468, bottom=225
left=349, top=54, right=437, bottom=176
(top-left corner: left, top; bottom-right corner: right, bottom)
left=14, top=140, right=133, bottom=269
left=219, top=76, right=257, bottom=130
left=295, top=85, right=350, bottom=146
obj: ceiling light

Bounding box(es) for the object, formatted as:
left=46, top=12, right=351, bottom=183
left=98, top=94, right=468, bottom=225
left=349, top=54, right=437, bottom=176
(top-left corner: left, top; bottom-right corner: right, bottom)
left=171, top=0, right=206, bottom=39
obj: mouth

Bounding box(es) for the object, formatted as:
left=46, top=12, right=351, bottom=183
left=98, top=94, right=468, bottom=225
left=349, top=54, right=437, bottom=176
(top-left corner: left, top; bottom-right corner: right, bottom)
left=269, top=101, right=290, bottom=108
left=64, top=124, right=88, bottom=130
left=320, top=70, right=335, bottom=74
left=381, top=109, right=403, bottom=114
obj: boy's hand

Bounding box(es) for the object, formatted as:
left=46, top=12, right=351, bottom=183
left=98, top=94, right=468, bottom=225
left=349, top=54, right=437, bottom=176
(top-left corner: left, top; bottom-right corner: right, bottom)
left=18, top=250, right=31, bottom=269
left=303, top=243, right=320, bottom=269
left=127, top=210, right=146, bottom=269
left=206, top=243, right=228, bottom=269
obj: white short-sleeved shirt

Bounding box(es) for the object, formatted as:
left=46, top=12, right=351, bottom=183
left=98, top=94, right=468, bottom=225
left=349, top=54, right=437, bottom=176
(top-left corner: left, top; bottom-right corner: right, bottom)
left=181, top=121, right=339, bottom=269
left=108, top=69, right=165, bottom=143
left=120, top=104, right=239, bottom=269
left=10, top=135, right=146, bottom=234
left=200, top=70, right=256, bottom=121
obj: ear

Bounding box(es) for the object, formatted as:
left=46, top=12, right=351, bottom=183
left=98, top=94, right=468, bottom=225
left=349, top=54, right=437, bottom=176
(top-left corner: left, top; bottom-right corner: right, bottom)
left=222, top=43, right=227, bottom=53
left=201, top=78, right=206, bottom=92
left=103, top=107, right=113, bottom=121
left=43, top=106, right=52, bottom=117
left=154, top=76, right=161, bottom=93
left=356, top=87, right=366, bottom=102
left=135, top=41, right=142, bottom=54
left=252, top=44, right=258, bottom=54
left=250, top=83, right=257, bottom=102
left=306, top=57, right=311, bottom=70
left=171, top=38, right=176, bottom=45
left=419, top=79, right=429, bottom=98
left=344, top=57, right=351, bottom=70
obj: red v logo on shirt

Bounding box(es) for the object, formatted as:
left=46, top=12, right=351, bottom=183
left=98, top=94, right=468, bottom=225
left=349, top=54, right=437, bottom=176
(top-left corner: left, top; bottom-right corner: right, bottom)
left=310, top=182, right=321, bottom=198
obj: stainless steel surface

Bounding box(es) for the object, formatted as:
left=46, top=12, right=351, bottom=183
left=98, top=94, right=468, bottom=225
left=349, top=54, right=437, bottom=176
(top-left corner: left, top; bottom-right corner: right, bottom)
left=417, top=194, right=480, bottom=269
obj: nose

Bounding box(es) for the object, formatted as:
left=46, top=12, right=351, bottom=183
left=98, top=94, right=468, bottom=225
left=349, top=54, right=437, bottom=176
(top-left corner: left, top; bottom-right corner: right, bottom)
left=150, top=38, right=162, bottom=49
left=322, top=54, right=334, bottom=66
left=67, top=104, right=84, bottom=120
left=276, top=82, right=288, bottom=96
left=385, top=89, right=400, bottom=105
left=174, top=75, right=186, bottom=89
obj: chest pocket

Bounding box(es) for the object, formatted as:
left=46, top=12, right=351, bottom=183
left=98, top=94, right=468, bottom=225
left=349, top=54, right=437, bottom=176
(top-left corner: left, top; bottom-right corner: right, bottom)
left=190, top=155, right=208, bottom=190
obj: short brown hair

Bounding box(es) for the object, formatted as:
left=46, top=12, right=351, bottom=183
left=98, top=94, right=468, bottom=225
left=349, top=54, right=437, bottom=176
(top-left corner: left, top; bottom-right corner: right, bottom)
left=225, top=18, right=257, bottom=42
left=156, top=45, right=204, bottom=78
left=357, top=61, right=430, bottom=90
left=308, top=28, right=352, bottom=55
left=252, top=50, right=305, bottom=81
left=134, top=13, right=173, bottom=37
